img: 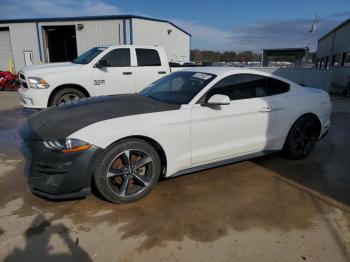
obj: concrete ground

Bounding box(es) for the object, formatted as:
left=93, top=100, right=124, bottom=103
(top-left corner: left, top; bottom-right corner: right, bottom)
left=0, top=91, right=349, bottom=262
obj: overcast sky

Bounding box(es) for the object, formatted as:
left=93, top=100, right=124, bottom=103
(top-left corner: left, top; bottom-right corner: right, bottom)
left=1, top=0, right=349, bottom=52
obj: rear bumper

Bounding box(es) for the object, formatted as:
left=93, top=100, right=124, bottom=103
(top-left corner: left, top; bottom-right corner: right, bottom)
left=19, top=123, right=103, bottom=200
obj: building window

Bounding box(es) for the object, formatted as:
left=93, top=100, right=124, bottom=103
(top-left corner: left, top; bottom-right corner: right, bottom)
left=342, top=52, right=350, bottom=67
left=332, top=54, right=340, bottom=67
left=325, top=56, right=329, bottom=69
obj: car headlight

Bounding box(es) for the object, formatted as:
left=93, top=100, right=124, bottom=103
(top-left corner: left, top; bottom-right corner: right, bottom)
left=28, top=77, right=50, bottom=89
left=43, top=138, right=91, bottom=153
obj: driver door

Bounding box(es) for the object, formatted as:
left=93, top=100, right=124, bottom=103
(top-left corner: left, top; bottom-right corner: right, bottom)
left=92, top=48, right=136, bottom=96
left=190, top=74, right=275, bottom=165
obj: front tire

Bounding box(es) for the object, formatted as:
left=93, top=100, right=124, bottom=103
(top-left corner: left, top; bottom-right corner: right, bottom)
left=51, top=87, right=86, bottom=106
left=283, top=115, right=319, bottom=159
left=94, top=139, right=161, bottom=204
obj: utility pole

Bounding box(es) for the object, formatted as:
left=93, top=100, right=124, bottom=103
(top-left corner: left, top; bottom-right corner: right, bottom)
left=307, top=15, right=320, bottom=49
left=306, top=15, right=319, bottom=67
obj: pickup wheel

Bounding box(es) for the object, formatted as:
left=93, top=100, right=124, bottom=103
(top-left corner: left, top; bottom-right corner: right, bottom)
left=94, top=139, right=161, bottom=204
left=51, top=88, right=86, bottom=106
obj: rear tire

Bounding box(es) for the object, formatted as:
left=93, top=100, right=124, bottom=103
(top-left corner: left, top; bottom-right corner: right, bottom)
left=94, top=139, right=161, bottom=204
left=283, top=115, right=319, bottom=159
left=51, top=87, right=86, bottom=106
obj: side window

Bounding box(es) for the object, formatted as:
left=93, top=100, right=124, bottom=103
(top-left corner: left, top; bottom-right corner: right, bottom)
left=265, top=77, right=290, bottom=95
left=101, top=48, right=130, bottom=67
left=136, top=49, right=161, bottom=66
left=206, top=74, right=267, bottom=101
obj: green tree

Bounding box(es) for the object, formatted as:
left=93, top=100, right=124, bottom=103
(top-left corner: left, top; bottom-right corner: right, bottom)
left=190, top=49, right=202, bottom=62
left=190, top=49, right=261, bottom=63
left=220, top=51, right=236, bottom=62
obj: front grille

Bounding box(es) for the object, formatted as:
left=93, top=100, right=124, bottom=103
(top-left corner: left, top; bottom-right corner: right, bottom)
left=32, top=163, right=70, bottom=177
left=19, top=72, right=28, bottom=88
left=21, top=81, right=28, bottom=88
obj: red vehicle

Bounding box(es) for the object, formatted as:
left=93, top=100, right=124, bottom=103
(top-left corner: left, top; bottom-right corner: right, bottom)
left=0, top=71, right=19, bottom=91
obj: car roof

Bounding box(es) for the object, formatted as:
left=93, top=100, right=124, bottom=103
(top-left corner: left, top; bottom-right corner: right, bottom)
left=180, top=66, right=295, bottom=85
left=180, top=66, right=265, bottom=75
left=99, top=45, right=164, bottom=49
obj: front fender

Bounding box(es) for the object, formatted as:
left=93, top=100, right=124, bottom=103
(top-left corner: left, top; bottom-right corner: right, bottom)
left=68, top=111, right=192, bottom=177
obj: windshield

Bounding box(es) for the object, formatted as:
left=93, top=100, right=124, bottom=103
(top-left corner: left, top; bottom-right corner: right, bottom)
left=72, top=47, right=107, bottom=64
left=140, top=71, right=216, bottom=105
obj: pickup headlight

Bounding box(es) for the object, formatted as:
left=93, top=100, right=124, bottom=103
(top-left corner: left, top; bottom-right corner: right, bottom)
left=28, top=77, right=50, bottom=89
left=43, top=138, right=91, bottom=153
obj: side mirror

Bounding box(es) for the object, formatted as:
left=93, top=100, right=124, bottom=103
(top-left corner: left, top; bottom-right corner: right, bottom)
left=205, top=94, right=231, bottom=106
left=94, top=59, right=110, bottom=68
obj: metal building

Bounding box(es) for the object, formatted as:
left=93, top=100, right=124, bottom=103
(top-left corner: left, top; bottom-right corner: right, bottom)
left=261, top=48, right=308, bottom=67
left=315, top=18, right=350, bottom=89
left=0, top=15, right=191, bottom=72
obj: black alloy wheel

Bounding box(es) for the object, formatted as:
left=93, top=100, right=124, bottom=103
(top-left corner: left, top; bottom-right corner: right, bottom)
left=284, top=115, right=319, bottom=159
left=107, top=149, right=153, bottom=197
left=94, top=139, right=161, bottom=203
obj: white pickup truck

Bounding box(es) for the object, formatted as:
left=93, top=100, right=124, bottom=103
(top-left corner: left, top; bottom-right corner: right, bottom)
left=18, top=45, right=189, bottom=109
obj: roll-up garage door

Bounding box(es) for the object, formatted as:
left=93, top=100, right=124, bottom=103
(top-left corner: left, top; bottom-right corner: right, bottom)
left=0, top=28, right=13, bottom=71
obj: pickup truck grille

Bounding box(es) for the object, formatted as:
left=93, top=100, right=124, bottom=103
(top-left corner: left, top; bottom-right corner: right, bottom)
left=19, top=72, right=28, bottom=88
left=21, top=82, right=28, bottom=88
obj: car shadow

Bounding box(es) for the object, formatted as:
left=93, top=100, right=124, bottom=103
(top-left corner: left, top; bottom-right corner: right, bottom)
left=255, top=106, right=350, bottom=209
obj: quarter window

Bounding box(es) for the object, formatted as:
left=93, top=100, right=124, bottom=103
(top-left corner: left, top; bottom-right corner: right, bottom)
left=265, top=77, right=290, bottom=95
left=206, top=74, right=290, bottom=101
left=136, top=49, right=161, bottom=66
left=101, top=48, right=130, bottom=67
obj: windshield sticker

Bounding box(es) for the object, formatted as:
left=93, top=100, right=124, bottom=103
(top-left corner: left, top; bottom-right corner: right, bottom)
left=193, top=73, right=212, bottom=80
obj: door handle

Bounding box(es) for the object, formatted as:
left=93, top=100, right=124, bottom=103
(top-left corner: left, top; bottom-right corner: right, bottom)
left=123, top=72, right=132, bottom=75
left=260, top=107, right=272, bottom=112
left=158, top=71, right=166, bottom=75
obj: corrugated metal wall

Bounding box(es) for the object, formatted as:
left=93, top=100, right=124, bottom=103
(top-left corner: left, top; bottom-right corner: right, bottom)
left=254, top=67, right=350, bottom=92
left=0, top=29, right=13, bottom=71
left=76, top=20, right=123, bottom=52
left=132, top=18, right=190, bottom=62
left=0, top=17, right=190, bottom=72
left=37, top=20, right=123, bottom=56
left=5, top=23, right=40, bottom=72
left=0, top=19, right=124, bottom=72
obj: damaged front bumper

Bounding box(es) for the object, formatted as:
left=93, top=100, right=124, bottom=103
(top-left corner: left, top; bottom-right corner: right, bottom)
left=19, top=121, right=103, bottom=200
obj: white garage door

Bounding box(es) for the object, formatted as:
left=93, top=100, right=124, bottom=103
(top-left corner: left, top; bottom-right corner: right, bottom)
left=0, top=29, right=13, bottom=71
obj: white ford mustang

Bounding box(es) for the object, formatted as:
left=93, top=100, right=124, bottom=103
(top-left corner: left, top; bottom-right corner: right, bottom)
left=19, top=67, right=332, bottom=203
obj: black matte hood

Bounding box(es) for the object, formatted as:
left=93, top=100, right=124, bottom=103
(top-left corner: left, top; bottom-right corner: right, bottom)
left=22, top=94, right=180, bottom=141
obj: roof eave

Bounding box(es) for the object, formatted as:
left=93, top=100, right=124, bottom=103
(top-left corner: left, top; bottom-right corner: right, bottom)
left=0, top=14, right=191, bottom=36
